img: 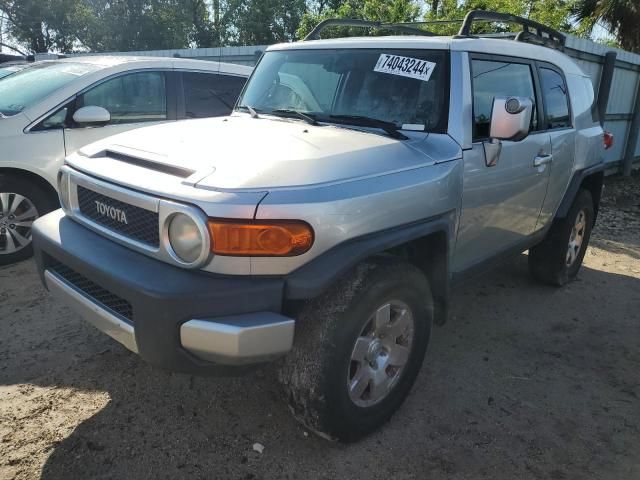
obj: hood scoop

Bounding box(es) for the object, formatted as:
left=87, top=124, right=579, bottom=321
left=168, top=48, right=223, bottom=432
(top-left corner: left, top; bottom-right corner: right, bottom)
left=100, top=150, right=197, bottom=179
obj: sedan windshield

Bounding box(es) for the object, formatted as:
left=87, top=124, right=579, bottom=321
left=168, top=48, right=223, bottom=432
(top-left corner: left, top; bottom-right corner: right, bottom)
left=0, top=62, right=101, bottom=116
left=0, top=65, right=28, bottom=80
left=237, top=48, right=449, bottom=133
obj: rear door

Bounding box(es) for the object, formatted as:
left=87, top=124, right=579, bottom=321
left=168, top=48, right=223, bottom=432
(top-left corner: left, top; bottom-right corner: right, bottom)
left=64, top=70, right=174, bottom=154
left=453, top=55, right=552, bottom=273
left=535, top=64, right=576, bottom=228
left=179, top=72, right=247, bottom=119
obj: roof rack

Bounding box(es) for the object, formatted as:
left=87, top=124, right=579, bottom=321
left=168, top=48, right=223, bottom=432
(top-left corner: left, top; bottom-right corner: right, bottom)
left=304, top=10, right=566, bottom=51
left=455, top=10, right=566, bottom=48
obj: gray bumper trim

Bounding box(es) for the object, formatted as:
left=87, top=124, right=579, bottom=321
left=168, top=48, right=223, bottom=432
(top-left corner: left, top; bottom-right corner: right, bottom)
left=180, top=313, right=295, bottom=365
left=44, top=270, right=139, bottom=354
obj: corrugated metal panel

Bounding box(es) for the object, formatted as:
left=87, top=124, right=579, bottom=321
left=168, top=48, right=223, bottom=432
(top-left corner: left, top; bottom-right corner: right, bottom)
left=608, top=69, right=638, bottom=114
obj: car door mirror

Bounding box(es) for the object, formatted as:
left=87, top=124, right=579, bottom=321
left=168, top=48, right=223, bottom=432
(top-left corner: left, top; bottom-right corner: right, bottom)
left=489, top=96, right=533, bottom=142
left=73, top=106, right=111, bottom=126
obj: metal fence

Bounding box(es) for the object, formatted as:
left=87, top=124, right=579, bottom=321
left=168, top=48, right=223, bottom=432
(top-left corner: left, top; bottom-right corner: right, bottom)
left=69, top=37, right=640, bottom=175
left=564, top=36, right=640, bottom=175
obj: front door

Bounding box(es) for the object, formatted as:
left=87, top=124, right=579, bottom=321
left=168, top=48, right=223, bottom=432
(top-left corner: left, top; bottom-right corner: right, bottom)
left=453, top=56, right=552, bottom=273
left=64, top=71, right=171, bottom=155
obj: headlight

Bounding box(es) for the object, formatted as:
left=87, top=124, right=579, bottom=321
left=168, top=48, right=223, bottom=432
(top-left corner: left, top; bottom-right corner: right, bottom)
left=168, top=213, right=204, bottom=264
left=58, top=170, right=70, bottom=210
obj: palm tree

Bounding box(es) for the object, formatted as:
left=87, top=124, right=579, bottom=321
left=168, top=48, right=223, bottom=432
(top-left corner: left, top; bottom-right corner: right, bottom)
left=575, top=0, right=640, bottom=53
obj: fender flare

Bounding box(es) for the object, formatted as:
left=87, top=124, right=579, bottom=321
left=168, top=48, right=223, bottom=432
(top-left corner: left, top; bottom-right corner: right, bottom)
left=556, top=163, right=605, bottom=219
left=284, top=213, right=453, bottom=300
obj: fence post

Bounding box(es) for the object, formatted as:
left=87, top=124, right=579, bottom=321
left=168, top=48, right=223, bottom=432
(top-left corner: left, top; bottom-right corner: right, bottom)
left=622, top=76, right=640, bottom=176
left=597, top=52, right=617, bottom=127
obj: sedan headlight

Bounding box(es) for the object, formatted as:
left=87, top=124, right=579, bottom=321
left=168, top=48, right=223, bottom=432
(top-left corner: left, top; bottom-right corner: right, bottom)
left=168, top=213, right=204, bottom=264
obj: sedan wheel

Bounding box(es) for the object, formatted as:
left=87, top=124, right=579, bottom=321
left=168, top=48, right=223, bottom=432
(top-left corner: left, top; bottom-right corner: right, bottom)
left=0, top=192, right=39, bottom=255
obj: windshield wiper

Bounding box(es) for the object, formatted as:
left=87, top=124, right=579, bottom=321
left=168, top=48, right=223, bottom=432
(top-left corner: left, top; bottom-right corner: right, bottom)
left=270, top=109, right=319, bottom=126
left=237, top=105, right=260, bottom=118
left=327, top=115, right=408, bottom=140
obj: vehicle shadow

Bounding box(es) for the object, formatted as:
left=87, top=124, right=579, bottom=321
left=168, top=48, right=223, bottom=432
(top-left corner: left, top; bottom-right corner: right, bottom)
left=1, top=253, right=639, bottom=480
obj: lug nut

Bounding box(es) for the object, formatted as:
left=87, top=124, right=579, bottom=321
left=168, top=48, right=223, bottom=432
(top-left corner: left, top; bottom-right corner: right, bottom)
left=8, top=214, right=14, bottom=220
left=9, top=224, right=15, bottom=229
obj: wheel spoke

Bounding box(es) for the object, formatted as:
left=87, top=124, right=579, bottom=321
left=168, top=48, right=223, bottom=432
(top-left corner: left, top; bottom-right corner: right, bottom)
left=14, top=220, right=34, bottom=228
left=14, top=206, right=38, bottom=221
left=8, top=194, right=25, bottom=215
left=0, top=193, right=9, bottom=215
left=9, top=228, right=29, bottom=247
left=351, top=337, right=370, bottom=362
left=373, top=303, right=391, bottom=332
left=567, top=245, right=576, bottom=265
left=387, top=344, right=410, bottom=367
left=369, top=375, right=392, bottom=401
left=388, top=308, right=411, bottom=338
left=3, top=230, right=16, bottom=253
left=349, top=367, right=372, bottom=399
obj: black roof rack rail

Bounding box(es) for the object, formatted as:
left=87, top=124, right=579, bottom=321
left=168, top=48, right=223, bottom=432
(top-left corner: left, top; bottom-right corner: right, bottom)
left=455, top=10, right=566, bottom=48
left=304, top=10, right=566, bottom=51
left=304, top=18, right=436, bottom=41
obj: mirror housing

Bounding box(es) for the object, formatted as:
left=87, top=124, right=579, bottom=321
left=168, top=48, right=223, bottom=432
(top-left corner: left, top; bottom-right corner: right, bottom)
left=73, top=106, right=111, bottom=125
left=489, top=96, right=533, bottom=142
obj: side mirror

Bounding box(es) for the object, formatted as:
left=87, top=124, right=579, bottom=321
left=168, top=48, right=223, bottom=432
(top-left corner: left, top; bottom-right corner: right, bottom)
left=73, top=106, right=111, bottom=125
left=489, top=96, right=533, bottom=142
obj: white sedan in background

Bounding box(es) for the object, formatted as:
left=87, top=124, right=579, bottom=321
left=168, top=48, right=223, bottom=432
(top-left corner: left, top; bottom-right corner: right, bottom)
left=0, top=56, right=252, bottom=264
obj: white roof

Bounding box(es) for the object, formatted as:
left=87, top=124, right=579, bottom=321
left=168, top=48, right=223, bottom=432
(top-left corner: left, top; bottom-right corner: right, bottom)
left=269, top=36, right=585, bottom=76
left=56, top=55, right=252, bottom=75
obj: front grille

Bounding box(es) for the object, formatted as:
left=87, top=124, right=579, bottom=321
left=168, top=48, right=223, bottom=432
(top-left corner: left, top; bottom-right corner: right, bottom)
left=49, top=261, right=133, bottom=322
left=77, top=185, right=159, bottom=247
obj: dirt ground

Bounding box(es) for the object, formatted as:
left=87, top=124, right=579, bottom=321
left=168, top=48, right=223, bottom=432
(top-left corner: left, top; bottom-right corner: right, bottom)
left=1, top=174, right=639, bottom=480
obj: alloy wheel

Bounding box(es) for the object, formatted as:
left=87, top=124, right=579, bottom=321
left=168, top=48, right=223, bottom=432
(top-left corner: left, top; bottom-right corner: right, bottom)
left=347, top=300, right=415, bottom=407
left=566, top=209, right=587, bottom=267
left=0, top=193, right=39, bottom=255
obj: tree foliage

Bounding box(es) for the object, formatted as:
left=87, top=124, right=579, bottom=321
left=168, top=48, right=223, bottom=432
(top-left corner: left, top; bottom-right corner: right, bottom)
left=227, top=0, right=307, bottom=45
left=0, top=0, right=93, bottom=53
left=575, top=0, right=639, bottom=53
left=298, top=0, right=421, bottom=39
left=0, top=0, right=638, bottom=54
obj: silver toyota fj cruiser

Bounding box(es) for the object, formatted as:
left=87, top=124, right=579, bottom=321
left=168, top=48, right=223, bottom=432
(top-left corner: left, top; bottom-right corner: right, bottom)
left=33, top=11, right=610, bottom=441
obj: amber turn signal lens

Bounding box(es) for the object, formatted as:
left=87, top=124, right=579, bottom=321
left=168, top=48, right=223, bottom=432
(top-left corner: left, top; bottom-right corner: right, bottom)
left=207, top=219, right=314, bottom=256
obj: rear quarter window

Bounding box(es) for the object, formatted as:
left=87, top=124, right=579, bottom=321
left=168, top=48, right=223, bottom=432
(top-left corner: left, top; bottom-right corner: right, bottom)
left=539, top=67, right=571, bottom=129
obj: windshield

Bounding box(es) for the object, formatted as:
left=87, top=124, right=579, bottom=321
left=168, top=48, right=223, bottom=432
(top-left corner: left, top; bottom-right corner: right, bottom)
left=0, top=65, right=26, bottom=80
left=0, top=62, right=101, bottom=116
left=237, top=48, right=449, bottom=133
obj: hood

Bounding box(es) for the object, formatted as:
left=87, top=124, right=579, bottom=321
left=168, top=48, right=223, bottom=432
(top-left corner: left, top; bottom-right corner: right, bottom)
left=78, top=115, right=461, bottom=191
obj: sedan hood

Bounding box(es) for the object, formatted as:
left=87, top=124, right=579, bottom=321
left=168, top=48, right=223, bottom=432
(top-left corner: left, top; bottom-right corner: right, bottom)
left=77, top=115, right=460, bottom=191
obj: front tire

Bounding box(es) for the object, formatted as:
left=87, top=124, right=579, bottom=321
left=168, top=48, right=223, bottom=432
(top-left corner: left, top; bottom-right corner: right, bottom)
left=529, top=189, right=595, bottom=286
left=278, top=257, right=433, bottom=442
left=0, top=175, right=58, bottom=266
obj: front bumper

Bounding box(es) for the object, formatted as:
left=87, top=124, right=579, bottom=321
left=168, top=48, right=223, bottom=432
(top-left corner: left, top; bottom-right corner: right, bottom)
left=33, top=210, right=295, bottom=374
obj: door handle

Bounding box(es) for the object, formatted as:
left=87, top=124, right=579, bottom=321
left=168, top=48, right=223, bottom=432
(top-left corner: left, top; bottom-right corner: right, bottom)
left=534, top=154, right=553, bottom=167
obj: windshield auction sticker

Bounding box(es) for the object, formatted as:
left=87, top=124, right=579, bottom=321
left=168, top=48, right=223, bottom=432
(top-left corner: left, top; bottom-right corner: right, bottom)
left=374, top=54, right=436, bottom=82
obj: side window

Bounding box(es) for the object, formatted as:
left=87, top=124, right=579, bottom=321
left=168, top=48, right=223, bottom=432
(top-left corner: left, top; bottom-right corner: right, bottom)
left=183, top=73, right=247, bottom=118
left=78, top=71, right=167, bottom=125
left=32, top=102, right=73, bottom=131
left=539, top=67, right=571, bottom=129
left=471, top=59, right=537, bottom=140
